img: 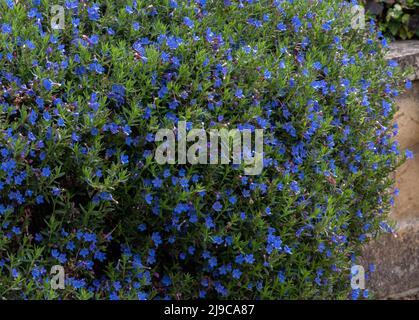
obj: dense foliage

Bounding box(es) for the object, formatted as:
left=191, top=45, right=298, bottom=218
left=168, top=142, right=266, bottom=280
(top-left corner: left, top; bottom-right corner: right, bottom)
left=363, top=0, right=419, bottom=39
left=0, top=0, right=410, bottom=300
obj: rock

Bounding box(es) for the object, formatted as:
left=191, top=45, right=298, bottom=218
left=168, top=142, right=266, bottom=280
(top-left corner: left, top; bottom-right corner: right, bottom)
left=360, top=225, right=419, bottom=299
left=393, top=81, right=419, bottom=150
left=394, top=143, right=419, bottom=224
left=387, top=41, right=419, bottom=80
left=365, top=1, right=384, bottom=16
left=362, top=42, right=419, bottom=299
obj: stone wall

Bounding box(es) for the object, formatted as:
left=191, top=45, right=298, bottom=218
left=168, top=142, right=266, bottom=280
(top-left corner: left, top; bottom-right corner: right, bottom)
left=360, top=41, right=419, bottom=299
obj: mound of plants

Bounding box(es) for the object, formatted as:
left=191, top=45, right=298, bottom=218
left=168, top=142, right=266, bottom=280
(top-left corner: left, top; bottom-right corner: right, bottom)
left=0, top=0, right=410, bottom=299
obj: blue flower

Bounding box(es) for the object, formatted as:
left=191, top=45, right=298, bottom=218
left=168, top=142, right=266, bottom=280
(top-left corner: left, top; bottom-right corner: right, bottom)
left=1, top=23, right=12, bottom=34
left=110, top=292, right=119, bottom=300
left=290, top=181, right=300, bottom=193
left=208, top=256, right=218, bottom=268
left=5, top=0, right=14, bottom=9
left=41, top=167, right=51, bottom=177
left=71, top=279, right=86, bottom=289
left=263, top=69, right=272, bottom=80
left=235, top=89, right=244, bottom=99
left=213, top=235, right=223, bottom=245
left=79, top=248, right=89, bottom=257
left=151, top=232, right=162, bottom=247
left=42, top=111, right=51, bottom=121
left=145, top=193, right=153, bottom=205
left=35, top=195, right=44, bottom=204
left=277, top=271, right=286, bottom=283
left=57, top=118, right=65, bottom=127
left=137, top=292, right=148, bottom=300
left=232, top=269, right=242, bottom=279
left=65, top=1, right=78, bottom=10
left=12, top=226, right=21, bottom=235
left=66, top=241, right=75, bottom=251
left=406, top=149, right=414, bottom=159
left=42, top=78, right=53, bottom=91
left=87, top=4, right=100, bottom=21
left=161, top=275, right=172, bottom=286
left=283, top=245, right=292, bottom=255
left=351, top=289, right=360, bottom=300
left=205, top=216, right=215, bottom=229
left=166, top=36, right=182, bottom=50
left=137, top=223, right=147, bottom=232
left=277, top=22, right=287, bottom=31
left=12, top=268, right=19, bottom=279
left=291, top=16, right=302, bottom=32
left=406, top=80, right=413, bottom=90
left=244, top=254, right=255, bottom=264
left=212, top=201, right=223, bottom=212
left=94, top=251, right=106, bottom=262
left=120, top=154, right=129, bottom=165
left=183, top=17, right=194, bottom=29
left=322, top=21, right=332, bottom=31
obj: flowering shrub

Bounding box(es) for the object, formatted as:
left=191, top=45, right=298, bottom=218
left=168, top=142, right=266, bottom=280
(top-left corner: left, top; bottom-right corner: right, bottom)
left=0, top=0, right=411, bottom=300
left=363, top=0, right=419, bottom=39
